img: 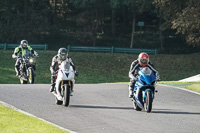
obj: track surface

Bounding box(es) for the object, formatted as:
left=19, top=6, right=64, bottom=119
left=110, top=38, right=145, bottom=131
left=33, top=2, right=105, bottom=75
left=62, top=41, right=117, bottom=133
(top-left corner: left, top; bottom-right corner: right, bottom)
left=0, top=84, right=200, bottom=133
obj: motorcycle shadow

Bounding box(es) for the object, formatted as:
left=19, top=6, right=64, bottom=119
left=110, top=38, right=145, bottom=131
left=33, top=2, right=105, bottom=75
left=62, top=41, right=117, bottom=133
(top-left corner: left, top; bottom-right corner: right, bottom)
left=70, top=104, right=133, bottom=110
left=152, top=109, right=200, bottom=115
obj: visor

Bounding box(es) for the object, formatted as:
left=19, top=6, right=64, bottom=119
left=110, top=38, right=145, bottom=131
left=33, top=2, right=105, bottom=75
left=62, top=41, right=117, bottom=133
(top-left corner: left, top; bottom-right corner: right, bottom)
left=140, top=59, right=148, bottom=64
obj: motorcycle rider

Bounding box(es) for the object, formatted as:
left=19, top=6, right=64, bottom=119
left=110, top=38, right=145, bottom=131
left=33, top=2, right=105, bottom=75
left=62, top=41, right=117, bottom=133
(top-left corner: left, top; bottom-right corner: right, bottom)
left=12, top=40, right=38, bottom=77
left=49, top=48, right=78, bottom=92
left=128, top=52, right=160, bottom=98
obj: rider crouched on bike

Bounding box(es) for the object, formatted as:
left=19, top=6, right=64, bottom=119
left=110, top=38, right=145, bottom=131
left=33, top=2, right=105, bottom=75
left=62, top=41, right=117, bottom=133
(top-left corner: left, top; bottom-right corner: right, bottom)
left=128, top=52, right=160, bottom=98
left=12, top=40, right=38, bottom=77
left=49, top=48, right=78, bottom=92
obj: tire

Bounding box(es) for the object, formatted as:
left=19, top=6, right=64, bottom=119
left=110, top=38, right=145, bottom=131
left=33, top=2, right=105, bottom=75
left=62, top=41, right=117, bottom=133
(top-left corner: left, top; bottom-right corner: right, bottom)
left=28, top=68, right=34, bottom=84
left=20, top=78, right=27, bottom=84
left=63, top=84, right=70, bottom=107
left=144, top=91, right=152, bottom=113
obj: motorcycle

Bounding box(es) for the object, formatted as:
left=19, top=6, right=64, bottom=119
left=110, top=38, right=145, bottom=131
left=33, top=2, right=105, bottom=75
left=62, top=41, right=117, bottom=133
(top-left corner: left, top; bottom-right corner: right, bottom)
left=132, top=67, right=157, bottom=113
left=52, top=60, right=75, bottom=107
left=18, top=50, right=38, bottom=84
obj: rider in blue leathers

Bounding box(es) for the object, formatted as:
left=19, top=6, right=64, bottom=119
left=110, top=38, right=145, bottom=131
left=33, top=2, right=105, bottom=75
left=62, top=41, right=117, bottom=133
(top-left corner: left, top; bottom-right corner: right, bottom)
left=128, top=52, right=160, bottom=98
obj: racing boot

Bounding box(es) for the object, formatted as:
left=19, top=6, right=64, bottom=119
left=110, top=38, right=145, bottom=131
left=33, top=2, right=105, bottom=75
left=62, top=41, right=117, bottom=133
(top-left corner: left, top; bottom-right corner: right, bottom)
left=50, top=83, right=55, bottom=92
left=128, top=85, right=133, bottom=98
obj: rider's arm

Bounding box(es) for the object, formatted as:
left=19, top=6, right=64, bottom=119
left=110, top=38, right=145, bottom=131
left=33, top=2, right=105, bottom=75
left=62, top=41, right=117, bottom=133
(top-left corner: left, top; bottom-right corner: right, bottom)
left=12, top=47, right=20, bottom=59
left=147, top=62, right=160, bottom=80
left=129, top=60, right=139, bottom=80
left=50, top=56, right=59, bottom=74
left=68, top=57, right=76, bottom=71
left=27, top=46, right=38, bottom=56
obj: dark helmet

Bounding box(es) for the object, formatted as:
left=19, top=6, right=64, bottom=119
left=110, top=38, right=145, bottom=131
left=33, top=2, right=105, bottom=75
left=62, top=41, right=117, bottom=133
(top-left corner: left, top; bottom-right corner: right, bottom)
left=20, top=40, right=28, bottom=48
left=58, top=48, right=68, bottom=61
left=138, top=52, right=149, bottom=67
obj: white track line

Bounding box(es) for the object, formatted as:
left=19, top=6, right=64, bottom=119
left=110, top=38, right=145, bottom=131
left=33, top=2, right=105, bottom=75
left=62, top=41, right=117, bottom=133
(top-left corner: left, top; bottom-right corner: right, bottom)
left=0, top=100, right=76, bottom=133
left=158, top=84, right=200, bottom=96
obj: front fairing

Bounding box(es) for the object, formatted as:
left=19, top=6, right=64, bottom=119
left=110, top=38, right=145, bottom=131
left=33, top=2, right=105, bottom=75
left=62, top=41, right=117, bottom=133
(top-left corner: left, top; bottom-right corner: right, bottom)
left=134, top=67, right=156, bottom=108
left=135, top=67, right=156, bottom=88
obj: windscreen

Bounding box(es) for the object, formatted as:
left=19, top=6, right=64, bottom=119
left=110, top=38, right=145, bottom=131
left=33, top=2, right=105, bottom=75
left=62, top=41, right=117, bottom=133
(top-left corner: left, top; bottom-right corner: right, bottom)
left=64, top=62, right=70, bottom=70
left=140, top=67, right=152, bottom=76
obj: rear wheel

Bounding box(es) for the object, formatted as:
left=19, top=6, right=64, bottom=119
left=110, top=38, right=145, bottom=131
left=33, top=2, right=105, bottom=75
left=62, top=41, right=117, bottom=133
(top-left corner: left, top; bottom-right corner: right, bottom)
left=28, top=68, right=34, bottom=84
left=63, top=84, right=70, bottom=107
left=144, top=91, right=152, bottom=113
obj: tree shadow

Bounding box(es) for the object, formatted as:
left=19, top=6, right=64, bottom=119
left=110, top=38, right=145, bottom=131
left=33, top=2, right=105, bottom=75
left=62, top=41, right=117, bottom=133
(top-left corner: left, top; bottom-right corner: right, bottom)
left=70, top=104, right=133, bottom=110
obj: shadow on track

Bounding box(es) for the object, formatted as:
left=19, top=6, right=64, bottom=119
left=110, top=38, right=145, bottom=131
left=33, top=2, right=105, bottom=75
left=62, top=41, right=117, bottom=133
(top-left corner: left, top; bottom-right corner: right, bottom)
left=152, top=109, right=200, bottom=115
left=70, top=104, right=133, bottom=110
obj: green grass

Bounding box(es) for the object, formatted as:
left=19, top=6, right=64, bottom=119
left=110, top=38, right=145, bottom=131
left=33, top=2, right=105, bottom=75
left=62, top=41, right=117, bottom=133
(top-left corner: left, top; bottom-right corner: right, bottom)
left=158, top=81, right=200, bottom=93
left=1, top=50, right=200, bottom=84
left=0, top=104, right=67, bottom=133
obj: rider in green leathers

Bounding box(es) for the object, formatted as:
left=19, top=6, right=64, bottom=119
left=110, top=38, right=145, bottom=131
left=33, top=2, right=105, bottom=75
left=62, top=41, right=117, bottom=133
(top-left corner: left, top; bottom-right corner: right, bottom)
left=12, top=40, right=38, bottom=76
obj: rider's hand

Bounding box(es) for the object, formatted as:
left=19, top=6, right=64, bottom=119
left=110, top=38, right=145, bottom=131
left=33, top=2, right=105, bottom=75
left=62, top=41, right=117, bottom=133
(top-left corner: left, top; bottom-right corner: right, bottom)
left=75, top=71, right=79, bottom=76
left=156, top=73, right=160, bottom=81
left=34, top=51, right=39, bottom=57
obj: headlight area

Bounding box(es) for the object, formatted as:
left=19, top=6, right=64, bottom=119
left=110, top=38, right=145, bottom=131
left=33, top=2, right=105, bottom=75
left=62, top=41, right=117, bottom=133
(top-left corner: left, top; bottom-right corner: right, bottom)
left=29, top=58, right=34, bottom=63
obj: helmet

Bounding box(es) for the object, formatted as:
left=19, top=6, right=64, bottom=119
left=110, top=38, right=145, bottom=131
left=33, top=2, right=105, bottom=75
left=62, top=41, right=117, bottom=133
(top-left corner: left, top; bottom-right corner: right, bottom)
left=58, top=48, right=68, bottom=61
left=138, top=52, right=149, bottom=67
left=20, top=40, right=28, bottom=48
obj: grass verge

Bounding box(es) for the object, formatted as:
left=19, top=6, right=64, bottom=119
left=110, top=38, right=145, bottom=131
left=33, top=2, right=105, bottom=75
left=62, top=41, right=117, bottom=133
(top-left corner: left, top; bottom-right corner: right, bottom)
left=1, top=50, right=200, bottom=84
left=158, top=81, right=200, bottom=93
left=0, top=104, right=67, bottom=133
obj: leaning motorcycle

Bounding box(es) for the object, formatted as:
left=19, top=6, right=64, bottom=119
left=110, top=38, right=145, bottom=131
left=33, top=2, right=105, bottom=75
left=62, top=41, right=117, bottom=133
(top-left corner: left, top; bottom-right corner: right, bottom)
left=132, top=67, right=157, bottom=113
left=52, top=60, right=75, bottom=107
left=18, top=50, right=38, bottom=84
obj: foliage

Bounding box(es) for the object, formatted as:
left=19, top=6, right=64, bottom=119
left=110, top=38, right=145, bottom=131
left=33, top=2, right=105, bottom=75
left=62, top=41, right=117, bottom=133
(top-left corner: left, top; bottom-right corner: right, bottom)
left=0, top=0, right=200, bottom=50
left=154, top=0, right=200, bottom=46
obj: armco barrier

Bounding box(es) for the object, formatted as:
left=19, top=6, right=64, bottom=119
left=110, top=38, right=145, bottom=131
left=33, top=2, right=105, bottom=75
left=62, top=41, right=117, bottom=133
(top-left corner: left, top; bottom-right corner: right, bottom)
left=67, top=45, right=158, bottom=55
left=0, top=43, right=48, bottom=50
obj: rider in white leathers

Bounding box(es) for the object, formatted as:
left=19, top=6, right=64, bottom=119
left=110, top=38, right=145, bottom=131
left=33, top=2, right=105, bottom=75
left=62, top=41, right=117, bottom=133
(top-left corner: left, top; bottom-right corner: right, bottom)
left=49, top=48, right=78, bottom=92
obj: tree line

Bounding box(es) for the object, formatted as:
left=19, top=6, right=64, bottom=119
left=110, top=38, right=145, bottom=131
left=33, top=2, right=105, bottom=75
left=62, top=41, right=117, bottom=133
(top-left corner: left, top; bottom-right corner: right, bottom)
left=0, top=0, right=199, bottom=53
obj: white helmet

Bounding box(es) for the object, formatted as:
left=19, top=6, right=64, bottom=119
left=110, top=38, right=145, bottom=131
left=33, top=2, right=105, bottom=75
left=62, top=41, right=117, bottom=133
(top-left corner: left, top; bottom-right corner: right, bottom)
left=20, top=40, right=28, bottom=48
left=58, top=48, right=68, bottom=61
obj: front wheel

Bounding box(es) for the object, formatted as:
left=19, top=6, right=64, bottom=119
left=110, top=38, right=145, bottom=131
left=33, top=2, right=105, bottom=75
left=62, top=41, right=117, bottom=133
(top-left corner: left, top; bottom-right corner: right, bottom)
left=28, top=68, right=34, bottom=84
left=63, top=84, right=70, bottom=107
left=144, top=91, right=153, bottom=113
left=20, top=78, right=27, bottom=84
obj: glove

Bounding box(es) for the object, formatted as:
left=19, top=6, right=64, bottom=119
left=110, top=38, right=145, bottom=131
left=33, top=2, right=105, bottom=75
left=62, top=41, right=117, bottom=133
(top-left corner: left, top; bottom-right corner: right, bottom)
left=34, top=51, right=39, bottom=56
left=75, top=71, right=79, bottom=76
left=156, top=73, right=160, bottom=81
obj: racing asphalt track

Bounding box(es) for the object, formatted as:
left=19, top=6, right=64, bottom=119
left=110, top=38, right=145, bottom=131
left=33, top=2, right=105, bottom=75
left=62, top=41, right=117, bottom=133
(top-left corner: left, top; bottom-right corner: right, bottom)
left=0, top=84, right=200, bottom=133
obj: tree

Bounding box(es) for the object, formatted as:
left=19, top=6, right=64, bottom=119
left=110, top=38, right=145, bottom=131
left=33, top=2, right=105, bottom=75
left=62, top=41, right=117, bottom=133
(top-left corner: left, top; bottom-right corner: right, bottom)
left=154, top=0, right=200, bottom=46
left=129, top=0, right=155, bottom=48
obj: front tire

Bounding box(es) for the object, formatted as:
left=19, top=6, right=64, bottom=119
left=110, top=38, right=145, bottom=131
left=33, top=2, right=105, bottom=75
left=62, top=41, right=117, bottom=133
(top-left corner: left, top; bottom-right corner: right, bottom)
left=28, top=68, right=34, bottom=84
left=63, top=84, right=70, bottom=107
left=20, top=78, right=27, bottom=84
left=144, top=91, right=153, bottom=113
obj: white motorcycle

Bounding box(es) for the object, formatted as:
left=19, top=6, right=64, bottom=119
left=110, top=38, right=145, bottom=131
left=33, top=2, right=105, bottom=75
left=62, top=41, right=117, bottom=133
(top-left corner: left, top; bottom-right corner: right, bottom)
left=52, top=60, right=75, bottom=107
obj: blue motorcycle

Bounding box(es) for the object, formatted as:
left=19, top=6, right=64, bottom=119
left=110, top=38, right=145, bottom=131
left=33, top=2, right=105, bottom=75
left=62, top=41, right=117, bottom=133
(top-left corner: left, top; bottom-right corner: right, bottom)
left=133, top=67, right=157, bottom=113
